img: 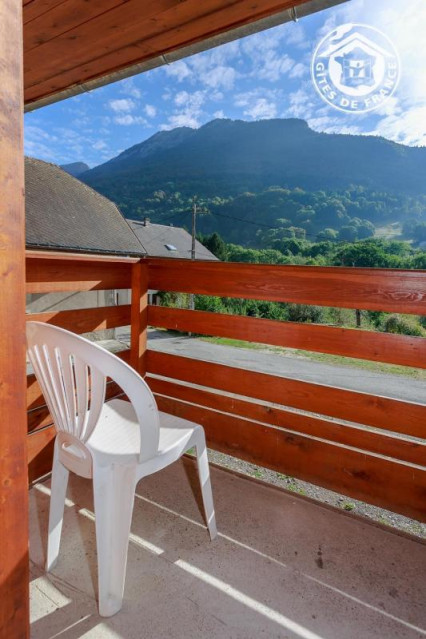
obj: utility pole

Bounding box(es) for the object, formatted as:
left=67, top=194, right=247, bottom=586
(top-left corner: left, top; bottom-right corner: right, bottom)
left=189, top=196, right=208, bottom=312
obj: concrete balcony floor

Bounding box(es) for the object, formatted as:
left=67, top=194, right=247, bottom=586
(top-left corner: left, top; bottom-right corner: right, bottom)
left=30, top=457, right=426, bottom=639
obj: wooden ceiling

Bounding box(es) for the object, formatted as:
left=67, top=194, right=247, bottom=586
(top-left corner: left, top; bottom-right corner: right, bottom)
left=23, top=0, right=315, bottom=108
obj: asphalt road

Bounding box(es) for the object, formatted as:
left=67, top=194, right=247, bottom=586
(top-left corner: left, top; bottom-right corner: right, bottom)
left=142, top=329, right=426, bottom=405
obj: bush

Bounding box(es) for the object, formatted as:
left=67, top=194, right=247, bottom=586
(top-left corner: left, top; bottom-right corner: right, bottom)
left=383, top=314, right=425, bottom=337
left=287, top=304, right=326, bottom=324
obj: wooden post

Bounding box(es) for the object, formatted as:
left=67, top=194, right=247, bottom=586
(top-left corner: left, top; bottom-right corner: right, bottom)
left=130, top=260, right=148, bottom=376
left=0, top=0, right=29, bottom=636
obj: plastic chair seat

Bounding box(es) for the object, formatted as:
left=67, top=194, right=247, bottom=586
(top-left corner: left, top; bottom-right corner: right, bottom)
left=87, top=398, right=200, bottom=468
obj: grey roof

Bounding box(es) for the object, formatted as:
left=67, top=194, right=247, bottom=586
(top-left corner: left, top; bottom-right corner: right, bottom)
left=127, top=220, right=218, bottom=260
left=25, top=157, right=145, bottom=256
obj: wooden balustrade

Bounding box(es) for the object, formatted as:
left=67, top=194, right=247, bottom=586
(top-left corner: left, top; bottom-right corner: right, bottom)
left=25, top=251, right=140, bottom=481
left=146, top=258, right=426, bottom=523
left=25, top=252, right=426, bottom=522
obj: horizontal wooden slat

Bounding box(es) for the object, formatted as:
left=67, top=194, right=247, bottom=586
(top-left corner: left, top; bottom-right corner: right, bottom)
left=147, top=259, right=426, bottom=314
left=24, top=0, right=303, bottom=104
left=147, top=351, right=426, bottom=439
left=27, top=426, right=55, bottom=484
left=24, top=0, right=68, bottom=23
left=24, top=0, right=129, bottom=46
left=156, top=396, right=426, bottom=522
left=25, top=0, right=182, bottom=79
left=26, top=304, right=131, bottom=334
left=148, top=306, right=426, bottom=370
left=25, top=249, right=139, bottom=263
left=26, top=254, right=133, bottom=292
left=150, top=378, right=426, bottom=466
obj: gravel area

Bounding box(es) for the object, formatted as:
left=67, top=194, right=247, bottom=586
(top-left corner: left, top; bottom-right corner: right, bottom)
left=204, top=448, right=426, bottom=540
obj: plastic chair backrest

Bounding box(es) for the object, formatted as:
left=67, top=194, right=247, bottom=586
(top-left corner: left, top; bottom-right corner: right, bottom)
left=26, top=322, right=160, bottom=462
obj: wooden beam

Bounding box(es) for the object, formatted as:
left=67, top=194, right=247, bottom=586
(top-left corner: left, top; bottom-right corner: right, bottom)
left=147, top=351, right=426, bottom=439
left=130, top=261, right=148, bottom=376
left=147, top=258, right=426, bottom=314
left=149, top=378, right=426, bottom=466
left=26, top=254, right=133, bottom=292
left=148, top=306, right=426, bottom=370
left=0, top=0, right=29, bottom=635
left=26, top=304, right=131, bottom=334
left=156, top=395, right=426, bottom=523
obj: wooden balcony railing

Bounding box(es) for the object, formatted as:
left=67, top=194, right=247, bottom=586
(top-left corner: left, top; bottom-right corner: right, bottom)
left=26, top=252, right=426, bottom=523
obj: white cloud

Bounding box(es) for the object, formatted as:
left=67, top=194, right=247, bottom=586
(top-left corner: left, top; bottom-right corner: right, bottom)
left=211, top=90, right=224, bottom=102
left=161, top=90, right=206, bottom=130
left=178, top=42, right=241, bottom=90
left=174, top=90, right=205, bottom=110
left=25, top=125, right=57, bottom=142
left=234, top=88, right=283, bottom=110
left=161, top=113, right=201, bottom=129
left=367, top=106, right=426, bottom=146
left=93, top=140, right=108, bottom=150
left=109, top=98, right=136, bottom=113
left=144, top=104, right=157, bottom=118
left=24, top=139, right=57, bottom=161
left=119, top=78, right=142, bottom=98
left=165, top=60, right=192, bottom=82
left=244, top=98, right=277, bottom=120
left=213, top=110, right=225, bottom=119
left=114, top=115, right=147, bottom=126
left=289, top=62, right=307, bottom=79
left=256, top=53, right=294, bottom=82
left=201, top=65, right=238, bottom=90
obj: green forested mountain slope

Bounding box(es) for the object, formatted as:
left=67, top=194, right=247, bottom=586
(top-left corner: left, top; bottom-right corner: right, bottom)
left=80, top=118, right=426, bottom=244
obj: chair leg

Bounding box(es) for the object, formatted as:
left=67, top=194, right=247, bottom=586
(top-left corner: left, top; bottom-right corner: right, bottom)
left=46, top=443, right=69, bottom=571
left=195, top=437, right=217, bottom=540
left=93, top=462, right=136, bottom=617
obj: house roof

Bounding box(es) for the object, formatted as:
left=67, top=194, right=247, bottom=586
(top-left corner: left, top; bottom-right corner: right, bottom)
left=128, top=220, right=218, bottom=260
left=25, top=157, right=146, bottom=256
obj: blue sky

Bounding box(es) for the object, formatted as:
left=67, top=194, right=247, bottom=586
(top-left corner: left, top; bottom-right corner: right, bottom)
left=24, top=0, right=426, bottom=168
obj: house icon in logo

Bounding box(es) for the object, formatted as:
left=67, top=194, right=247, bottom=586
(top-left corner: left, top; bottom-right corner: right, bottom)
left=336, top=46, right=375, bottom=88
left=321, top=32, right=395, bottom=91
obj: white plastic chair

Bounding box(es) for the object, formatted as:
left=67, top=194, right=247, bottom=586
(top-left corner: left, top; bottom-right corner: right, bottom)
left=26, top=321, right=217, bottom=617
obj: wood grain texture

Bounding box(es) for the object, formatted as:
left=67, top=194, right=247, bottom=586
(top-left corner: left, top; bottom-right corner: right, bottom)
left=26, top=304, right=131, bottom=334
left=149, top=378, right=426, bottom=466
left=148, top=306, right=426, bottom=369
left=147, top=259, right=426, bottom=314
left=0, top=0, right=29, bottom=635
left=130, top=261, right=148, bottom=376
left=156, top=395, right=426, bottom=523
left=24, top=0, right=129, bottom=45
left=24, top=0, right=67, bottom=23
left=24, top=0, right=306, bottom=105
left=26, top=254, right=133, bottom=292
left=27, top=426, right=55, bottom=484
left=26, top=249, right=139, bottom=263
left=147, top=351, right=426, bottom=439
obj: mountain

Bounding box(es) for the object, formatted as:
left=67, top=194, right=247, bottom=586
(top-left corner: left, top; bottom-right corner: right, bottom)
left=79, top=119, right=426, bottom=245
left=82, top=118, right=426, bottom=194
left=61, top=161, right=90, bottom=177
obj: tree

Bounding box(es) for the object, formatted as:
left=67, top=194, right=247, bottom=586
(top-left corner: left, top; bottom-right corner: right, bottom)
left=316, top=228, right=337, bottom=242
left=338, top=225, right=358, bottom=242
left=202, top=232, right=228, bottom=260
